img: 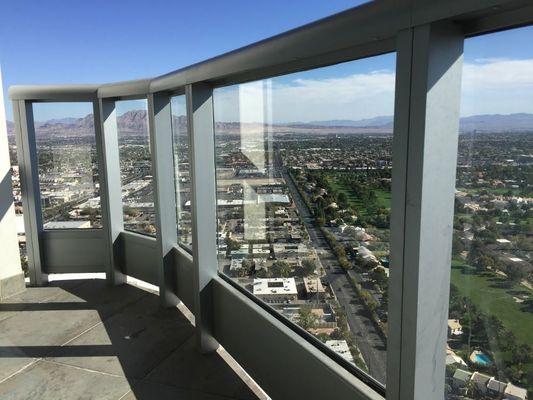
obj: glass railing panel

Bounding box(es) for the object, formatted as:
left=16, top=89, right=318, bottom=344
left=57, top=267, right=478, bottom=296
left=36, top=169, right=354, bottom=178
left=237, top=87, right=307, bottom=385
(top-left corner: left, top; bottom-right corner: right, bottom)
left=445, top=26, right=533, bottom=400
left=170, top=95, right=193, bottom=251
left=115, top=99, right=157, bottom=236
left=213, top=53, right=396, bottom=384
left=32, top=102, right=101, bottom=229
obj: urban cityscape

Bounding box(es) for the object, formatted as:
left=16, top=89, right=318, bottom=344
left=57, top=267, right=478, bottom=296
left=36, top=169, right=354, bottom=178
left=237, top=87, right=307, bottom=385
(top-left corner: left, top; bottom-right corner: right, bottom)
left=213, top=116, right=532, bottom=400
left=7, top=107, right=532, bottom=398
left=0, top=1, right=531, bottom=399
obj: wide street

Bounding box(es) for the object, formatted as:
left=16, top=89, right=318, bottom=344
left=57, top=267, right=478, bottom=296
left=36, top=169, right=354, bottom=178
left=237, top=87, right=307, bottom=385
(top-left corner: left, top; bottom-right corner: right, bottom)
left=275, top=149, right=387, bottom=384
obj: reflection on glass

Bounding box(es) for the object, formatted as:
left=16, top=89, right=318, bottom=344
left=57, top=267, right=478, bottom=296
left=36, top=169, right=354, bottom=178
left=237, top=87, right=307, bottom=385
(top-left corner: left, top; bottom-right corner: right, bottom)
left=213, top=54, right=396, bottom=384
left=445, top=27, right=533, bottom=400
left=33, top=102, right=101, bottom=229
left=171, top=95, right=193, bottom=250
left=116, top=99, right=156, bottom=236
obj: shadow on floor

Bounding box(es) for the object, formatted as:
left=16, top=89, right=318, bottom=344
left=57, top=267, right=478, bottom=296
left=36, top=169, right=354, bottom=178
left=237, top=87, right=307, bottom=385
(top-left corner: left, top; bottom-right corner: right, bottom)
left=0, top=279, right=258, bottom=400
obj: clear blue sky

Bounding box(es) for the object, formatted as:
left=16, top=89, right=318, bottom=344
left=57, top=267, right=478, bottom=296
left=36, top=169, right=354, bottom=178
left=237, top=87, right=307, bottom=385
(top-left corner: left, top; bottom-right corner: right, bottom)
left=0, top=0, right=367, bottom=120
left=1, top=0, right=532, bottom=121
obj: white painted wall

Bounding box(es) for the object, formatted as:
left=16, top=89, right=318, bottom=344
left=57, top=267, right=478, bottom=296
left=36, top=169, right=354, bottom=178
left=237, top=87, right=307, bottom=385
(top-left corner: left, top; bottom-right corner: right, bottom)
left=0, top=67, right=22, bottom=281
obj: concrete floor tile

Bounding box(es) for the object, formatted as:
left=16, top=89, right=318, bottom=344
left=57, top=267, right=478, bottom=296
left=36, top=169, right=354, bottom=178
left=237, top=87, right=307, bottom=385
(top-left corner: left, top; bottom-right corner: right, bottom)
left=0, top=281, right=145, bottom=381
left=0, top=360, right=131, bottom=400
left=46, top=296, right=195, bottom=378
left=0, top=306, right=103, bottom=348
left=0, top=280, right=259, bottom=400
left=0, top=357, right=36, bottom=383
left=43, top=279, right=148, bottom=320
left=0, top=284, right=83, bottom=323
left=0, top=302, right=103, bottom=383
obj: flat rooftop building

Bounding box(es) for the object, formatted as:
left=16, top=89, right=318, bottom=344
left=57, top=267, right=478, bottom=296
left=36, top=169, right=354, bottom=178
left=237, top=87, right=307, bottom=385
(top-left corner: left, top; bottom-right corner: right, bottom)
left=43, top=220, right=92, bottom=229
left=303, top=277, right=326, bottom=298
left=253, top=278, right=298, bottom=303
left=325, top=340, right=355, bottom=365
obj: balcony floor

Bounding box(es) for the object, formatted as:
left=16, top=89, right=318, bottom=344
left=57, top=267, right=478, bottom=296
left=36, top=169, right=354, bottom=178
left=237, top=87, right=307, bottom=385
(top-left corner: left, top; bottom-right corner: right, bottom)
left=0, top=278, right=260, bottom=400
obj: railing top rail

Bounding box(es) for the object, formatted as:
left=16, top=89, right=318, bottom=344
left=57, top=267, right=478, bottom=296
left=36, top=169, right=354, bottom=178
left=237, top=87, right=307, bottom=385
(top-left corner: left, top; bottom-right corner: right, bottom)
left=9, top=84, right=99, bottom=101
left=97, top=78, right=151, bottom=99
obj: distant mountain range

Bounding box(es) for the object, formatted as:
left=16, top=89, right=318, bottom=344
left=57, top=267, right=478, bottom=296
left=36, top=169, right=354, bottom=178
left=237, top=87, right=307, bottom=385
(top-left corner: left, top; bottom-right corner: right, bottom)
left=5, top=111, right=533, bottom=137
left=307, top=113, right=533, bottom=132
left=307, top=116, right=395, bottom=128
left=459, top=113, right=533, bottom=132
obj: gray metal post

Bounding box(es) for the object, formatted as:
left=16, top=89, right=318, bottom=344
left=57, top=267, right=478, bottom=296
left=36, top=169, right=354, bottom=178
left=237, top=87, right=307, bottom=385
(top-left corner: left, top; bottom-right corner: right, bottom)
left=387, top=22, right=464, bottom=400
left=148, top=92, right=179, bottom=307
left=187, top=82, right=219, bottom=353
left=386, top=28, right=412, bottom=400
left=12, top=100, right=47, bottom=286
left=98, top=99, right=125, bottom=286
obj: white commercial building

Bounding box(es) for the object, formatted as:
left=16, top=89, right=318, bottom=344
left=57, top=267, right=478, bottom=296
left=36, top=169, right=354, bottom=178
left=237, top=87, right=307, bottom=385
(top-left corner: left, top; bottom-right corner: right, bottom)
left=273, top=243, right=309, bottom=258
left=43, top=221, right=91, bottom=229
left=325, top=340, right=355, bottom=365
left=253, top=278, right=298, bottom=303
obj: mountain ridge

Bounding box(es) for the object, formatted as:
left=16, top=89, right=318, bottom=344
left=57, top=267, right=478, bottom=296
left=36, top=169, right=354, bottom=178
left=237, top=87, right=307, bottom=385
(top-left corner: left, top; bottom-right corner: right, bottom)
left=6, top=111, right=533, bottom=137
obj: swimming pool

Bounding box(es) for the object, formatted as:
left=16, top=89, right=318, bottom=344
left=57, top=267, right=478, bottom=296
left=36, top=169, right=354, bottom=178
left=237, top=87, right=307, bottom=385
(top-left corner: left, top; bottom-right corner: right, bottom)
left=474, top=352, right=492, bottom=366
